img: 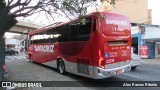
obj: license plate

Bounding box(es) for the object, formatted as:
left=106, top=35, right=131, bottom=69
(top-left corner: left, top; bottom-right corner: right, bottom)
left=115, top=69, right=124, bottom=75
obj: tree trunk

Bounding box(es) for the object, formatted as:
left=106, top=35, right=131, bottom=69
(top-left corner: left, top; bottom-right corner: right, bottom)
left=0, top=2, right=17, bottom=81
left=0, top=35, right=5, bottom=81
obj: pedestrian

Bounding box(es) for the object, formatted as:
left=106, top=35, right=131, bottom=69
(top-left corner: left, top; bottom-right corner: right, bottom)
left=20, top=46, right=23, bottom=52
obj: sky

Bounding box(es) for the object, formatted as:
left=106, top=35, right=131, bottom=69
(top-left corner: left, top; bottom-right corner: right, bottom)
left=16, top=0, right=160, bottom=26
left=148, top=0, right=160, bottom=25
left=5, top=0, right=160, bottom=38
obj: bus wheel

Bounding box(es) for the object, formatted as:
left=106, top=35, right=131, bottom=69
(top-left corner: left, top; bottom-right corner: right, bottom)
left=58, top=60, right=65, bottom=74
left=30, top=55, right=33, bottom=63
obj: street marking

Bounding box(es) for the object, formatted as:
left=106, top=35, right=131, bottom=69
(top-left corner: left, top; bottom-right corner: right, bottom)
left=18, top=56, right=26, bottom=59
left=12, top=56, right=22, bottom=59
left=5, top=55, right=26, bottom=60
left=5, top=56, right=14, bottom=60
left=122, top=73, right=144, bottom=80
left=25, top=60, right=29, bottom=62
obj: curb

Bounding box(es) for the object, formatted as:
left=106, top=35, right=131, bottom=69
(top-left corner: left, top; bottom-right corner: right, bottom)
left=142, top=59, right=160, bottom=66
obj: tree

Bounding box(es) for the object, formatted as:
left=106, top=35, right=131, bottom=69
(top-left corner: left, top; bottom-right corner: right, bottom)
left=0, top=0, right=116, bottom=81
left=0, top=0, right=50, bottom=81
left=47, top=0, right=117, bottom=21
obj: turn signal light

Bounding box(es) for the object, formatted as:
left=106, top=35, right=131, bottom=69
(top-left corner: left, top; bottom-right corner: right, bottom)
left=98, top=50, right=105, bottom=69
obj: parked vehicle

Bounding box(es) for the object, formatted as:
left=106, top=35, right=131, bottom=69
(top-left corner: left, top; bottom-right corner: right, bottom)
left=131, top=51, right=142, bottom=70
left=5, top=48, right=19, bottom=55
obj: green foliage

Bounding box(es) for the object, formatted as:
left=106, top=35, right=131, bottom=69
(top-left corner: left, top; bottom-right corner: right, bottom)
left=110, top=0, right=117, bottom=4
left=101, top=0, right=117, bottom=4
left=51, top=0, right=117, bottom=19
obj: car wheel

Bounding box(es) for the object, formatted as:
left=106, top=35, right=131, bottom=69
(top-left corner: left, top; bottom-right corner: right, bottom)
left=131, top=66, right=137, bottom=70
left=58, top=60, right=65, bottom=74
left=13, top=52, right=16, bottom=55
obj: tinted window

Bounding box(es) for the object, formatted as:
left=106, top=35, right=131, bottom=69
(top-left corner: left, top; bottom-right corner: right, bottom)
left=31, top=31, right=50, bottom=44
left=70, top=18, right=92, bottom=41
left=56, top=25, right=70, bottom=42
left=30, top=17, right=92, bottom=44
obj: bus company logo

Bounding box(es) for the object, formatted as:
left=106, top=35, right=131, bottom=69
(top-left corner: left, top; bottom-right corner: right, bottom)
left=2, top=82, right=11, bottom=87
left=34, top=45, right=54, bottom=52
left=106, top=19, right=127, bottom=26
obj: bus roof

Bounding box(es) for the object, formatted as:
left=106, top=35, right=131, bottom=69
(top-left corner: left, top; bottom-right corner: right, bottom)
left=28, top=12, right=128, bottom=36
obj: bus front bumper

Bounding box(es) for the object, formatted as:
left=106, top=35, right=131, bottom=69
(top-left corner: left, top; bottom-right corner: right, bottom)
left=93, top=64, right=131, bottom=79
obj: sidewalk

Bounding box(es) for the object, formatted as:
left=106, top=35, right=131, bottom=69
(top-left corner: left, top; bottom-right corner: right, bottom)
left=142, top=58, right=160, bottom=66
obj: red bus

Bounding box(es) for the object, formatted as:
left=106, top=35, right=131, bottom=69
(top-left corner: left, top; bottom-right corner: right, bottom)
left=26, top=12, right=132, bottom=79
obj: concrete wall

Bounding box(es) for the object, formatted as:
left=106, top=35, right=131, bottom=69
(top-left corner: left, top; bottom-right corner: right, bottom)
left=88, top=0, right=149, bottom=24
left=131, top=26, right=141, bottom=34
left=111, top=0, right=149, bottom=24
left=9, top=20, right=44, bottom=34
left=141, top=26, right=160, bottom=59
left=10, top=25, right=35, bottom=34
left=142, top=26, right=160, bottom=40
left=143, top=41, right=155, bottom=59
left=155, top=42, right=160, bottom=58
left=17, top=20, right=43, bottom=29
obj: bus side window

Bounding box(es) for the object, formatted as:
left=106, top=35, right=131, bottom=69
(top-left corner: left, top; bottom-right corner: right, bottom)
left=49, top=28, right=58, bottom=43
left=56, top=25, right=70, bottom=42
left=70, top=18, right=91, bottom=41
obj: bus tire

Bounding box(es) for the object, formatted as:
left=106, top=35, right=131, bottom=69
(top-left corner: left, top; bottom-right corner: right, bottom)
left=30, top=55, right=33, bottom=63
left=57, top=60, right=65, bottom=74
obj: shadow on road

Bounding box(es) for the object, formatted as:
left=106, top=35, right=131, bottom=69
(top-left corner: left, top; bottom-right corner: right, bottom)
left=31, top=62, right=129, bottom=87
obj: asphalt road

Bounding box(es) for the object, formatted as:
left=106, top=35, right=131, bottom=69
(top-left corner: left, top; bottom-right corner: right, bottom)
left=5, top=53, right=160, bottom=90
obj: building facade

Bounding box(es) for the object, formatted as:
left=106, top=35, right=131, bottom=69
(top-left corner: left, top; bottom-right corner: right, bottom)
left=131, top=26, right=143, bottom=55
left=111, top=0, right=149, bottom=24
left=89, top=0, right=150, bottom=24
left=142, top=26, right=160, bottom=58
